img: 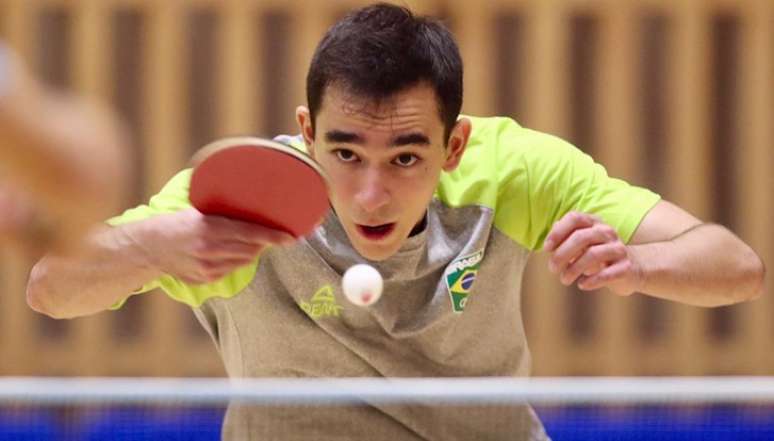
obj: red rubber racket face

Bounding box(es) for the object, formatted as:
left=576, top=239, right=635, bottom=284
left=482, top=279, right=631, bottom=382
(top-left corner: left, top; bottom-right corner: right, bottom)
left=189, top=137, right=329, bottom=238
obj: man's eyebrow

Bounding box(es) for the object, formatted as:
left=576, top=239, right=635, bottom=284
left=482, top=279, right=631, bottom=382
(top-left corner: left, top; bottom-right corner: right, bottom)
left=324, top=130, right=364, bottom=144
left=391, top=133, right=430, bottom=147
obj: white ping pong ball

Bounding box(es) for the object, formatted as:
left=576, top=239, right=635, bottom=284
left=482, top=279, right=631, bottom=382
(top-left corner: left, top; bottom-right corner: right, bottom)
left=342, top=264, right=383, bottom=306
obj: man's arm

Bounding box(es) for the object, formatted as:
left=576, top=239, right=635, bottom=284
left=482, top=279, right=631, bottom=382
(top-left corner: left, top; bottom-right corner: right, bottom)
left=543, top=200, right=765, bottom=307
left=0, top=45, right=130, bottom=253
left=27, top=209, right=295, bottom=319
left=27, top=223, right=165, bottom=319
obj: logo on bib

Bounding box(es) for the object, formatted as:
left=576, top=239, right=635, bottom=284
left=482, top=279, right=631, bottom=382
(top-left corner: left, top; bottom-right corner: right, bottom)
left=445, top=250, right=484, bottom=313
left=299, top=285, right=343, bottom=319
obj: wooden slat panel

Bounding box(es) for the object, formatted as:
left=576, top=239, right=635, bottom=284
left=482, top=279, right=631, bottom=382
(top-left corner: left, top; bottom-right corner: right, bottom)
left=705, top=13, right=748, bottom=375
left=27, top=0, right=749, bottom=16
left=0, top=0, right=41, bottom=375
left=2, top=0, right=35, bottom=57
left=142, top=0, right=188, bottom=192
left=633, top=11, right=676, bottom=374
left=7, top=0, right=81, bottom=375
left=216, top=0, right=259, bottom=136
left=0, top=252, right=36, bottom=374
left=71, top=0, right=109, bottom=97
left=449, top=0, right=497, bottom=116
left=521, top=0, right=572, bottom=376
left=67, top=0, right=114, bottom=376
left=593, top=4, right=640, bottom=375
left=141, top=0, right=191, bottom=376
left=400, top=0, right=443, bottom=15
left=665, top=0, right=713, bottom=375
left=711, top=0, right=745, bottom=15
left=287, top=3, right=335, bottom=136
left=736, top=0, right=773, bottom=375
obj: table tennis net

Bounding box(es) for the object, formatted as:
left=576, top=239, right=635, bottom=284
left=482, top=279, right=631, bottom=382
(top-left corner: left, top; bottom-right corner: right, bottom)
left=1, top=376, right=773, bottom=440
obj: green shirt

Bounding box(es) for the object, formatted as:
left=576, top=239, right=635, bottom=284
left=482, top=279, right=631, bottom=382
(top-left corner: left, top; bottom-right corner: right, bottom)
left=108, top=116, right=659, bottom=440
left=109, top=116, right=658, bottom=308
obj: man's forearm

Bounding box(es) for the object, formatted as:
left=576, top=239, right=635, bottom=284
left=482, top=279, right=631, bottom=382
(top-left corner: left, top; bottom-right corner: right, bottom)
left=629, top=223, right=765, bottom=307
left=0, top=48, right=130, bottom=250
left=0, top=91, right=130, bottom=219
left=26, top=223, right=163, bottom=319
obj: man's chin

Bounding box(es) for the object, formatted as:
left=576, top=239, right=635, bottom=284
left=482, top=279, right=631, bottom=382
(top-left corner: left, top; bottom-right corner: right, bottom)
left=352, top=243, right=399, bottom=262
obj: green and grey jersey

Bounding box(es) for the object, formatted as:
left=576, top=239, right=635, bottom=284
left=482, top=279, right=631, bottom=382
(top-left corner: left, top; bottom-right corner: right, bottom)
left=109, top=116, right=660, bottom=440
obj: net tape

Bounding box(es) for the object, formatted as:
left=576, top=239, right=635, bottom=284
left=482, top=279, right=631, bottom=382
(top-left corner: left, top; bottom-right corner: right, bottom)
left=2, top=377, right=774, bottom=406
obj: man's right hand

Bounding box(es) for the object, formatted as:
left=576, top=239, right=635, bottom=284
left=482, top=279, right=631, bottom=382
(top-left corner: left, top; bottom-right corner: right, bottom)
left=122, top=208, right=297, bottom=285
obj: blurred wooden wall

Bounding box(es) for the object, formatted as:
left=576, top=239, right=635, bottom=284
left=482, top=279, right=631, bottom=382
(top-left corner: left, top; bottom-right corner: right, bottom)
left=0, top=0, right=770, bottom=377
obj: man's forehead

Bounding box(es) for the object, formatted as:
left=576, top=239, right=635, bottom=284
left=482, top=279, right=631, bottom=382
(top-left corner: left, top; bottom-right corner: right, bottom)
left=324, top=128, right=431, bottom=147
left=317, top=84, right=443, bottom=134
left=324, top=87, right=430, bottom=114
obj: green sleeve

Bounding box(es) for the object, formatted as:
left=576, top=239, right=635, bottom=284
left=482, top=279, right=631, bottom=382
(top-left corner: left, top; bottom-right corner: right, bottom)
left=106, top=169, right=259, bottom=308
left=492, top=121, right=660, bottom=250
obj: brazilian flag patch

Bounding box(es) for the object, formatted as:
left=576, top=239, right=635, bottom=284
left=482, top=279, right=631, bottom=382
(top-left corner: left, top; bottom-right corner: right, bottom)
left=444, top=250, right=484, bottom=313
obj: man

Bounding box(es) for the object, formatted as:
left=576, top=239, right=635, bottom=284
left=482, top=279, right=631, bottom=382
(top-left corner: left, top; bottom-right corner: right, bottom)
left=0, top=42, right=130, bottom=254
left=26, top=3, right=764, bottom=440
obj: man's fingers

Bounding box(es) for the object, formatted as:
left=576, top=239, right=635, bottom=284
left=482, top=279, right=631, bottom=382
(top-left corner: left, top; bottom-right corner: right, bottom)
left=204, top=215, right=297, bottom=246
left=202, top=257, right=256, bottom=274
left=191, top=241, right=265, bottom=260
left=559, top=242, right=626, bottom=286
left=577, top=259, right=632, bottom=291
left=182, top=257, right=257, bottom=284
left=582, top=262, right=606, bottom=276
left=240, top=223, right=296, bottom=246
left=543, top=211, right=599, bottom=252
left=548, top=223, right=618, bottom=274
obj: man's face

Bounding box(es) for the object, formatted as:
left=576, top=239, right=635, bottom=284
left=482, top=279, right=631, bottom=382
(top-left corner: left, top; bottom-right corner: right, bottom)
left=297, top=83, right=469, bottom=261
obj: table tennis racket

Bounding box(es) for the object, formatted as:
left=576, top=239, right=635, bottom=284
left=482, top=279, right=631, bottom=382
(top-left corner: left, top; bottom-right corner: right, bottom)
left=189, top=136, right=329, bottom=238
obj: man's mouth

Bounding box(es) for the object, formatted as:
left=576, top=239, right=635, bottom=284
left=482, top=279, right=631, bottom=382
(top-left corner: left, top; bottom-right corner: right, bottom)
left=356, top=223, right=396, bottom=241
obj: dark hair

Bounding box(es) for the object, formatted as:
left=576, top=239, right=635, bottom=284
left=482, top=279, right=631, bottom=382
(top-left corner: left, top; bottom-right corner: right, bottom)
left=306, top=3, right=463, bottom=140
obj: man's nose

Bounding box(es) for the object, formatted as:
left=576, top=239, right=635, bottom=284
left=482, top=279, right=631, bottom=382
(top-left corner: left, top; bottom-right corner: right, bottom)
left=354, top=167, right=390, bottom=214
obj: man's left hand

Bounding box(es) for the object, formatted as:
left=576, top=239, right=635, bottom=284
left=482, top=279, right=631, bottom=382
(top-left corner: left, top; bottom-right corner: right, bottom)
left=543, top=211, right=643, bottom=296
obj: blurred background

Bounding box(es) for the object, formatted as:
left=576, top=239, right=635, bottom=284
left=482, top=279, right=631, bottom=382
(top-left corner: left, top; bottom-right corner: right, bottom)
left=0, top=0, right=770, bottom=378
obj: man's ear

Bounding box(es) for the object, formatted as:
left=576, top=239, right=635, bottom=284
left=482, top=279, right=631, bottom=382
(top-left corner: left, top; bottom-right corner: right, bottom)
left=295, top=106, right=315, bottom=155
left=442, top=117, right=471, bottom=172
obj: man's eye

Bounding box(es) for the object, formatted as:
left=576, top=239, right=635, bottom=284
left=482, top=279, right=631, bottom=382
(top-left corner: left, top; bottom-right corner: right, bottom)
left=335, top=149, right=358, bottom=162
left=393, top=153, right=419, bottom=167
